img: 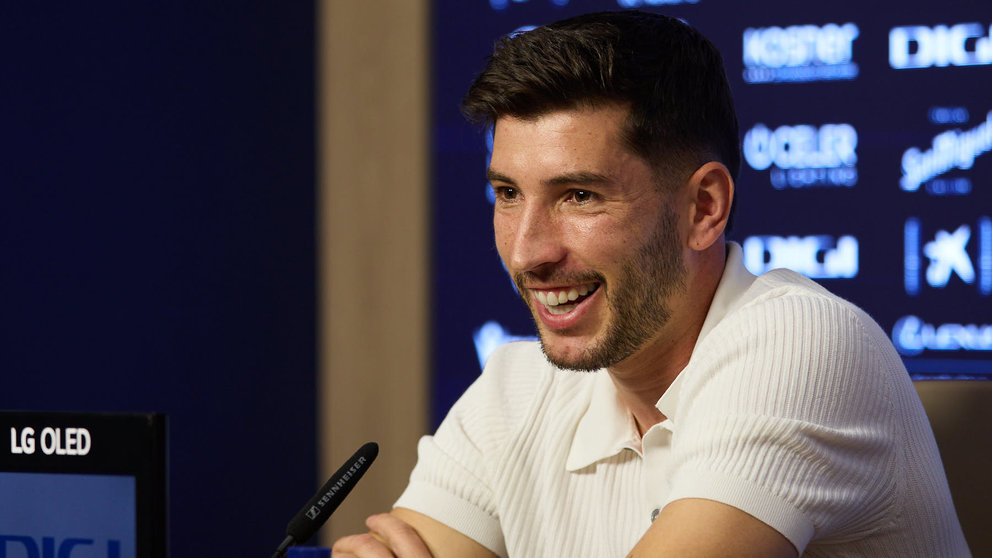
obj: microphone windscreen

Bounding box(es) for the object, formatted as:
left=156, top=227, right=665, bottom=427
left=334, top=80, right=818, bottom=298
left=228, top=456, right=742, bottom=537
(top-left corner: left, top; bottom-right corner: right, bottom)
left=285, top=441, right=379, bottom=543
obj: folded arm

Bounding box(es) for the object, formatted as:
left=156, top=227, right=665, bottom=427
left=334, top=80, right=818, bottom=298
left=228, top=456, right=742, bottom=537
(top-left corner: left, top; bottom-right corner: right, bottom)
left=331, top=507, right=498, bottom=558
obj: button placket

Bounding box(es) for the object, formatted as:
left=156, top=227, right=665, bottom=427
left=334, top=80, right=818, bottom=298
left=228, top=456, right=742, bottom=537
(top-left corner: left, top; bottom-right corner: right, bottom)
left=641, top=422, right=673, bottom=524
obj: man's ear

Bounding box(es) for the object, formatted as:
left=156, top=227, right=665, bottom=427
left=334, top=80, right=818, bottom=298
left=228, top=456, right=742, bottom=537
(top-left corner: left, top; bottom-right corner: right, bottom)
left=685, top=161, right=734, bottom=252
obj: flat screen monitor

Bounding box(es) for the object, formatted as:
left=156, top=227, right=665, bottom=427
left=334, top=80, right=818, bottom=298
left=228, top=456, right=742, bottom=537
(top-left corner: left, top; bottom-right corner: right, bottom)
left=0, top=412, right=167, bottom=558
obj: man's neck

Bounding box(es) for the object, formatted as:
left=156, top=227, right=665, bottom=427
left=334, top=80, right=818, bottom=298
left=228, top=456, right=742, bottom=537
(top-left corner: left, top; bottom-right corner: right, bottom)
left=607, top=242, right=727, bottom=436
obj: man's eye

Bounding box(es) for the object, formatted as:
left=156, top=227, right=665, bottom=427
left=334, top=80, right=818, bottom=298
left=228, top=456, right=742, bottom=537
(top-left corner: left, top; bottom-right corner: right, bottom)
left=494, top=186, right=518, bottom=201
left=570, top=190, right=594, bottom=203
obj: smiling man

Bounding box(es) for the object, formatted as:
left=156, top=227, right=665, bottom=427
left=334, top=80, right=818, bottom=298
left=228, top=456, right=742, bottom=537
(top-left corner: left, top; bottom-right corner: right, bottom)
left=332, top=11, right=968, bottom=558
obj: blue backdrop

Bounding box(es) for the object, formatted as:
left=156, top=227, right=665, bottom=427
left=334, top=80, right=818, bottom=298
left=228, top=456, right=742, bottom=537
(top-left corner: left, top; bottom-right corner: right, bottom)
left=431, top=0, right=992, bottom=427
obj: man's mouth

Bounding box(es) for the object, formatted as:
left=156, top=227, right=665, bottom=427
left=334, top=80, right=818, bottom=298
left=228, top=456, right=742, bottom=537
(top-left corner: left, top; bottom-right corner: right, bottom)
left=533, top=283, right=600, bottom=315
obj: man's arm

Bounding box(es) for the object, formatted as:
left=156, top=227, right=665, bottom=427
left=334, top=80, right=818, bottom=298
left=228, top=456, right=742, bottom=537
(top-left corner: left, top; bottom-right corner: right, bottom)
left=627, top=498, right=797, bottom=558
left=331, top=507, right=498, bottom=558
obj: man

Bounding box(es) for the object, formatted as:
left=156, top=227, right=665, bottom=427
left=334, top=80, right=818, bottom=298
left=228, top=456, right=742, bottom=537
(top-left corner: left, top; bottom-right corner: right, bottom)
left=334, top=11, right=969, bottom=557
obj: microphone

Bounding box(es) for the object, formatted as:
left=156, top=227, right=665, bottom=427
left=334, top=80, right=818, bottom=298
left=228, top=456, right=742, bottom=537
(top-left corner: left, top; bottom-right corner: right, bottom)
left=271, top=441, right=379, bottom=558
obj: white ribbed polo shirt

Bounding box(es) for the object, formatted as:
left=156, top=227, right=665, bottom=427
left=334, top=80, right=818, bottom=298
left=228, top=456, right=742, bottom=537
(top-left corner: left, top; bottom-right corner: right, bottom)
left=395, top=243, right=969, bottom=557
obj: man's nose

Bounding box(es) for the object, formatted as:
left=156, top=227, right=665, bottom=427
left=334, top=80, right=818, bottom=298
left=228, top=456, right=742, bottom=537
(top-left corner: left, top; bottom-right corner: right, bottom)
left=505, top=204, right=566, bottom=275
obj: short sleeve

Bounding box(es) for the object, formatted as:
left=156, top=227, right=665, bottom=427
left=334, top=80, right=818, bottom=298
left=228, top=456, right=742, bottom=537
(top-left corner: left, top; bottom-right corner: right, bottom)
left=664, top=292, right=899, bottom=553
left=394, top=342, right=554, bottom=558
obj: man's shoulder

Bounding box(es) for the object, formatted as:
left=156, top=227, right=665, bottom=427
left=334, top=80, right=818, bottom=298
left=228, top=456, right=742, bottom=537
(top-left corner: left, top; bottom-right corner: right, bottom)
left=747, top=267, right=838, bottom=303
left=704, top=265, right=901, bottom=377
left=740, top=267, right=875, bottom=329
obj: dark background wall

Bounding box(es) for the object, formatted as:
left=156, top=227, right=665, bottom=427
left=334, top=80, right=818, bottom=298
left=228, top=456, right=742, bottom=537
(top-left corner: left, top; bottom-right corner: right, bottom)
left=1, top=4, right=316, bottom=555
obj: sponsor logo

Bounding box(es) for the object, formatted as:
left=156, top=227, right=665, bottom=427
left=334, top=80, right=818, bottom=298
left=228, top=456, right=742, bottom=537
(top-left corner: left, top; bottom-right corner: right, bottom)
left=743, top=23, right=859, bottom=83
left=930, top=106, right=970, bottom=125
left=0, top=535, right=121, bottom=558
left=473, top=321, right=536, bottom=369
left=904, top=217, right=992, bottom=295
left=890, top=23, right=992, bottom=69
left=892, top=315, right=992, bottom=356
left=901, top=110, right=992, bottom=192
left=617, top=0, right=699, bottom=6
left=9, top=427, right=91, bottom=456
left=742, top=235, right=858, bottom=279
left=489, top=0, right=569, bottom=10
left=743, top=123, right=858, bottom=188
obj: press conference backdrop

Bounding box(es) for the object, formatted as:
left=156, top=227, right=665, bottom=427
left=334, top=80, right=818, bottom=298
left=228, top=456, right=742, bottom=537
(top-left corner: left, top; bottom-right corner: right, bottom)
left=431, top=0, right=992, bottom=426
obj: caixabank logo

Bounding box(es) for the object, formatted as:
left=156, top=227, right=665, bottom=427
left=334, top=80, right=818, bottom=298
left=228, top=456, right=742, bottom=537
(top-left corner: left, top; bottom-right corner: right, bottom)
left=896, top=216, right=992, bottom=357
left=904, top=217, right=992, bottom=296
left=742, top=22, right=859, bottom=83
left=743, top=122, right=858, bottom=189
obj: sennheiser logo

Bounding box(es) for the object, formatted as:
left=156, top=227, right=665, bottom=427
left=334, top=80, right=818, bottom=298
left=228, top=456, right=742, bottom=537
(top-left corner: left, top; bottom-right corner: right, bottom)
left=307, top=456, right=369, bottom=520
left=743, top=123, right=858, bottom=188
left=743, top=23, right=859, bottom=83
left=904, top=217, right=992, bottom=295
left=742, top=235, right=858, bottom=279
left=901, top=111, right=992, bottom=192
left=890, top=23, right=992, bottom=69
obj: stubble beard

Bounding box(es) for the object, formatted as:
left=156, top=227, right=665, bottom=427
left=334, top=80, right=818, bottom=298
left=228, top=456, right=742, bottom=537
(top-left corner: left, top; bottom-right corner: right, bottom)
left=519, top=207, right=687, bottom=372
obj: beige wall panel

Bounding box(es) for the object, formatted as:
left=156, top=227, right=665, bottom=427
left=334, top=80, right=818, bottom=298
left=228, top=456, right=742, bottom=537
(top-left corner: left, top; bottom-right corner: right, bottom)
left=317, top=0, right=430, bottom=545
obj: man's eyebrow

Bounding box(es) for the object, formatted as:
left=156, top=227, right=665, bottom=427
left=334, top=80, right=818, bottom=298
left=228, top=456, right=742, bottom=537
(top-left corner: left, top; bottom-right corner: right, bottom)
left=544, top=171, right=612, bottom=187
left=485, top=169, right=613, bottom=187
left=486, top=169, right=515, bottom=185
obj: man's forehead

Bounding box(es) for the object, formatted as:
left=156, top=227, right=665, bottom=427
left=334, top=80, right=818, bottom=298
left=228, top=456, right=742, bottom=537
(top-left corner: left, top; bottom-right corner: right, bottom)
left=492, top=104, right=630, bottom=133
left=488, top=106, right=643, bottom=179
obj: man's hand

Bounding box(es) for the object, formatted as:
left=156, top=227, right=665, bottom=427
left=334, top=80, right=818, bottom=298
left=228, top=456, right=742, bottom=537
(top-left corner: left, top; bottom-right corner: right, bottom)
left=331, top=508, right=498, bottom=558
left=332, top=512, right=433, bottom=557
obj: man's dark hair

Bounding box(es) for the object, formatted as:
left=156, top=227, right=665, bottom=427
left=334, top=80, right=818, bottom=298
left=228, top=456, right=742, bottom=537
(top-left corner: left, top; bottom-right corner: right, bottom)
left=462, top=10, right=741, bottom=189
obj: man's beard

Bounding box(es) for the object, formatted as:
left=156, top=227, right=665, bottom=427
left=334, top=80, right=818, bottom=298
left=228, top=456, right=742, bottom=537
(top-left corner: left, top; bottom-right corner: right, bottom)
left=516, top=206, right=687, bottom=371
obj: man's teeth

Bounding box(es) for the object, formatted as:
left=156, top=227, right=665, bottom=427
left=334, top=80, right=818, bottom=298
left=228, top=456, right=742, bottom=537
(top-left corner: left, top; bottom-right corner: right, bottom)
left=535, top=283, right=595, bottom=307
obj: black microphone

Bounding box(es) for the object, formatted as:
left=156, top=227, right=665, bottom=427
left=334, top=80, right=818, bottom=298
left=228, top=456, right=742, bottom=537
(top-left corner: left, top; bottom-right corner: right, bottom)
left=271, top=441, right=379, bottom=558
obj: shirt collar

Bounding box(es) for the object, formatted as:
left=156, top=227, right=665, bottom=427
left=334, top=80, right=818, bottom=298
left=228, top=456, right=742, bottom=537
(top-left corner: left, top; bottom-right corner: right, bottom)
left=565, top=242, right=757, bottom=471
left=565, top=370, right=641, bottom=471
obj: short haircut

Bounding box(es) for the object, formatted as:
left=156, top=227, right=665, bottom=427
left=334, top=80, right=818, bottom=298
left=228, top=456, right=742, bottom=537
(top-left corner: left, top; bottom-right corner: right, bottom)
left=462, top=10, right=741, bottom=187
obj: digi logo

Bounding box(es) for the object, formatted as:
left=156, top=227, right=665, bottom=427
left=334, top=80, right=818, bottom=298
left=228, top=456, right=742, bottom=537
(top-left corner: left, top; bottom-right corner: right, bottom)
left=743, top=123, right=858, bottom=188
left=742, top=23, right=859, bottom=83
left=890, top=23, right=992, bottom=69
left=904, top=217, right=992, bottom=295
left=742, top=235, right=859, bottom=279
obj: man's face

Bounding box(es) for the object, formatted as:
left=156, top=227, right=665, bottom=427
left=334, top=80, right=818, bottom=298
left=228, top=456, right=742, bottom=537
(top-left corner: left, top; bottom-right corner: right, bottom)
left=489, top=105, right=687, bottom=371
